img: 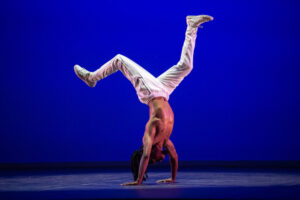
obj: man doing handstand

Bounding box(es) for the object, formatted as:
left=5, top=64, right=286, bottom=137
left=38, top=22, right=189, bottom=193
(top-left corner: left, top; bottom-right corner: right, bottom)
left=74, top=14, right=213, bottom=185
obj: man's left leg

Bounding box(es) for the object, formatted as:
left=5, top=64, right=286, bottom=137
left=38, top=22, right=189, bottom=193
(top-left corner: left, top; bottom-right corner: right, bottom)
left=74, top=54, right=169, bottom=104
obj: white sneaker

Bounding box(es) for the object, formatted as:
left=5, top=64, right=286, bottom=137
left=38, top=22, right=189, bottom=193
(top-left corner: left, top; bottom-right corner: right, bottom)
left=186, top=15, right=214, bottom=28
left=74, top=64, right=97, bottom=87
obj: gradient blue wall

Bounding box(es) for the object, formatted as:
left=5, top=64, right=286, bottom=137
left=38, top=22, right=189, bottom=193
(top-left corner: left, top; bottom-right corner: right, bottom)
left=0, top=0, right=299, bottom=163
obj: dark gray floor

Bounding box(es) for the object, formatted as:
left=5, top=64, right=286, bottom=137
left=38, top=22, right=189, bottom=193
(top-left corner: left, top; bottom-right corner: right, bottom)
left=0, top=169, right=300, bottom=199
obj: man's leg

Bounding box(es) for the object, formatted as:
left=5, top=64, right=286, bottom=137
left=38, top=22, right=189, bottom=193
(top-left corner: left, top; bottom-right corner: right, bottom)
left=74, top=54, right=165, bottom=104
left=157, top=15, right=213, bottom=95
left=75, top=54, right=155, bottom=85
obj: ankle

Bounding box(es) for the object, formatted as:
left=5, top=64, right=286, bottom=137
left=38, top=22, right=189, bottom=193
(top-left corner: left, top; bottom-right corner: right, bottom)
left=186, top=26, right=198, bottom=36
left=87, top=72, right=93, bottom=82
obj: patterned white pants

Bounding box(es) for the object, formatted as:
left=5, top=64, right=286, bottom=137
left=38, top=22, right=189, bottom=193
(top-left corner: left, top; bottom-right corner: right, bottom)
left=89, top=25, right=198, bottom=105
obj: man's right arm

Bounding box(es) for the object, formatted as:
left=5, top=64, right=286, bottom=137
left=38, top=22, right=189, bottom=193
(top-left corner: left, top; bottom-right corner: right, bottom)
left=165, top=139, right=178, bottom=181
left=156, top=139, right=178, bottom=184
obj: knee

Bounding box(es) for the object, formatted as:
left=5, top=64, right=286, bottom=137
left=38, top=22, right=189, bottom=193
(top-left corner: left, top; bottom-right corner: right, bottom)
left=178, top=61, right=193, bottom=73
left=186, top=63, right=193, bottom=72
left=115, top=54, right=124, bottom=61
left=113, top=54, right=125, bottom=66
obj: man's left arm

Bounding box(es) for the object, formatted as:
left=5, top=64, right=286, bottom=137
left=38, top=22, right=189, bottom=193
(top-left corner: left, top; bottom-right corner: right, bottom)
left=136, top=134, right=153, bottom=184
left=121, top=119, right=158, bottom=186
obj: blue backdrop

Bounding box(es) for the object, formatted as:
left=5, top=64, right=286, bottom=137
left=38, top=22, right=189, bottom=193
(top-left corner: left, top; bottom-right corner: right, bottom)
left=0, top=0, right=299, bottom=163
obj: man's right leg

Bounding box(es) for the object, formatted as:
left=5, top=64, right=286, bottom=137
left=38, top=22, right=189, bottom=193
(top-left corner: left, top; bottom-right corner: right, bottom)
left=157, top=15, right=213, bottom=95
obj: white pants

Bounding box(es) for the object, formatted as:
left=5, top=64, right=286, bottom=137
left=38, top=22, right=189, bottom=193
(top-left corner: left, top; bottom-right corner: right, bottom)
left=89, top=25, right=198, bottom=105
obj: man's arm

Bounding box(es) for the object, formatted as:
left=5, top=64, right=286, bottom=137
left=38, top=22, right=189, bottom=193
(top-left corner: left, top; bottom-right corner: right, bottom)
left=136, top=118, right=161, bottom=184
left=166, top=139, right=178, bottom=181
left=157, top=139, right=178, bottom=183
left=121, top=118, right=158, bottom=186
left=136, top=133, right=153, bottom=184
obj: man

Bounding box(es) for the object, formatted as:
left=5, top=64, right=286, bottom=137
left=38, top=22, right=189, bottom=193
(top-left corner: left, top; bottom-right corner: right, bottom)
left=74, top=14, right=213, bottom=185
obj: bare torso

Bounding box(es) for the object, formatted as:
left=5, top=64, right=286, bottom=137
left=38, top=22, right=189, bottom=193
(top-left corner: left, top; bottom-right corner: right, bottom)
left=146, top=97, right=174, bottom=147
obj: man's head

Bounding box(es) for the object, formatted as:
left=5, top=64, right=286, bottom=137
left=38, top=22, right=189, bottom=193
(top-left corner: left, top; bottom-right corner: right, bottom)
left=130, top=144, right=168, bottom=181
left=149, top=144, right=166, bottom=164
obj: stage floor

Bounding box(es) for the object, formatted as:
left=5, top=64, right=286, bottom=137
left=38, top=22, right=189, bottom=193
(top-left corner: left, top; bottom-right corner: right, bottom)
left=0, top=168, right=300, bottom=199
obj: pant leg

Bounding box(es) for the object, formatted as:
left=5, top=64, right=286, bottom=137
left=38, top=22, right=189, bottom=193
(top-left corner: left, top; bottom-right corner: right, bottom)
left=156, top=25, right=198, bottom=95
left=90, top=54, right=169, bottom=104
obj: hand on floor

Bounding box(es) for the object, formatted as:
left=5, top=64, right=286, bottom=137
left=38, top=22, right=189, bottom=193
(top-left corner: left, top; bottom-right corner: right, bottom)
left=120, top=180, right=140, bottom=186
left=156, top=178, right=174, bottom=184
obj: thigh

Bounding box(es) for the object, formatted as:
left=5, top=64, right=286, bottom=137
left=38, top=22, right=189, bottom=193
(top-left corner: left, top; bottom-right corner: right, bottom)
left=119, top=55, right=157, bottom=80
left=156, top=63, right=192, bottom=94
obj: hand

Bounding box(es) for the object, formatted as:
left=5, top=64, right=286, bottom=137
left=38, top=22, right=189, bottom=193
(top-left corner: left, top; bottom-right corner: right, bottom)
left=121, top=180, right=141, bottom=186
left=156, top=178, right=174, bottom=184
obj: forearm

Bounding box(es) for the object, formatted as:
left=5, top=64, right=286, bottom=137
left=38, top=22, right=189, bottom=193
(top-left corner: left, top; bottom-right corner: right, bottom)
left=170, top=155, right=178, bottom=181
left=137, top=155, right=150, bottom=184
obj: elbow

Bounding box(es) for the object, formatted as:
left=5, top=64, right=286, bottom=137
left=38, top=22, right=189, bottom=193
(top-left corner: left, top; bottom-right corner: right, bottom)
left=171, top=153, right=178, bottom=161
left=142, top=154, right=150, bottom=160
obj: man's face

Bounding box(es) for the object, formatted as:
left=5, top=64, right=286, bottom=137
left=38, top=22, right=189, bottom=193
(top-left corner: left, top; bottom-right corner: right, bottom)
left=150, top=146, right=166, bottom=164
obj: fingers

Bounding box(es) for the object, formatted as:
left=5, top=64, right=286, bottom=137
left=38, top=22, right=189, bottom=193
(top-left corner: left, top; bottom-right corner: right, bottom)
left=121, top=181, right=139, bottom=186
left=121, top=183, right=132, bottom=186
left=121, top=182, right=132, bottom=186
left=156, top=179, right=173, bottom=183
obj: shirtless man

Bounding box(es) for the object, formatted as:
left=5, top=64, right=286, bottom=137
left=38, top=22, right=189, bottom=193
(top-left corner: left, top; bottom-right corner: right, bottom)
left=73, top=14, right=213, bottom=185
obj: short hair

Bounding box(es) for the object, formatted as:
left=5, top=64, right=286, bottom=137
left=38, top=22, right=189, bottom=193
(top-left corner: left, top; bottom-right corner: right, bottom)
left=130, top=145, right=168, bottom=181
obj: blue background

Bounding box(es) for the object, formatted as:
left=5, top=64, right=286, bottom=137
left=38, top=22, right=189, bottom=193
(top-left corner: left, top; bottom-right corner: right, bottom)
left=0, top=0, right=299, bottom=163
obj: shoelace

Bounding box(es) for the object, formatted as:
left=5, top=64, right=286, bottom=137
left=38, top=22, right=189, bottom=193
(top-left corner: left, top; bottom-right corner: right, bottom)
left=78, top=68, right=88, bottom=78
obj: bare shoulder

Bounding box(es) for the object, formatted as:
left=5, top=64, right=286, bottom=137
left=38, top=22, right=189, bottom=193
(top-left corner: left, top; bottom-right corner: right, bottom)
left=147, top=117, right=163, bottom=128
left=143, top=117, right=162, bottom=140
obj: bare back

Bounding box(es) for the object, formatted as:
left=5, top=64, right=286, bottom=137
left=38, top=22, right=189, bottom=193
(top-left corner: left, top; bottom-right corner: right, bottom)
left=146, top=97, right=174, bottom=146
